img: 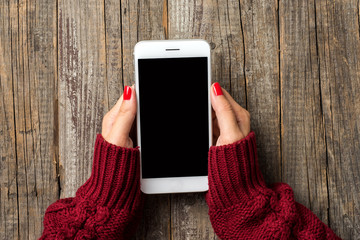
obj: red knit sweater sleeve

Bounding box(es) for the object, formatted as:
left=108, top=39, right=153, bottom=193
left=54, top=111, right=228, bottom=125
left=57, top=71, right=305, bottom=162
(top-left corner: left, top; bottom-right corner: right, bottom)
left=206, top=131, right=341, bottom=240
left=39, top=134, right=143, bottom=239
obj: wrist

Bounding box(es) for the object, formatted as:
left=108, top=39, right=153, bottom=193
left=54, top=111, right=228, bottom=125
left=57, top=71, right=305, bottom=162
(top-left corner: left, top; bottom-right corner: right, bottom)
left=207, top=131, right=267, bottom=209
left=75, top=134, right=142, bottom=211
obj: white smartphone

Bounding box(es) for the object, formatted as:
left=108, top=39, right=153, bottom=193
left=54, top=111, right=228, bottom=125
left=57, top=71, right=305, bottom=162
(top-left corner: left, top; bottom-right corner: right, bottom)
left=134, top=39, right=212, bottom=194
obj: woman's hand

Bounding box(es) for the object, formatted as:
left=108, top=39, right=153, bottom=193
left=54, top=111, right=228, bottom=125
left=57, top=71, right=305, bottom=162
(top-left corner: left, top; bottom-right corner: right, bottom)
left=101, top=82, right=249, bottom=148
left=101, top=85, right=136, bottom=148
left=211, top=82, right=250, bottom=146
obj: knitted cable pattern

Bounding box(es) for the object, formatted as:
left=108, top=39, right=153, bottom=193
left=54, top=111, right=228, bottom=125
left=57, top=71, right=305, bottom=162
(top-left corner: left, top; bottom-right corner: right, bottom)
left=206, top=131, right=341, bottom=240
left=39, top=134, right=143, bottom=240
left=40, top=131, right=341, bottom=239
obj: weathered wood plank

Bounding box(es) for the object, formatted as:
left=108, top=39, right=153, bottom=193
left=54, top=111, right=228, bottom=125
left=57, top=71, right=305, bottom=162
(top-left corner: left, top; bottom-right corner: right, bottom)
left=121, top=0, right=167, bottom=86
left=0, top=0, right=359, bottom=239
left=167, top=0, right=246, bottom=238
left=239, top=0, right=281, bottom=185
left=279, top=0, right=329, bottom=224
left=119, top=0, right=170, bottom=239
left=0, top=0, right=58, bottom=239
left=58, top=0, right=107, bottom=198
left=169, top=0, right=246, bottom=105
left=104, top=0, right=123, bottom=107
left=171, top=193, right=217, bottom=239
left=0, top=2, right=19, bottom=239
left=315, top=0, right=360, bottom=238
left=135, top=194, right=171, bottom=240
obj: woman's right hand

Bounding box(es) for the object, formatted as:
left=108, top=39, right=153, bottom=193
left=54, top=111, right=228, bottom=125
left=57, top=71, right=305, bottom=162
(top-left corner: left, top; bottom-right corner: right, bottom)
left=101, top=85, right=136, bottom=148
left=210, top=82, right=251, bottom=146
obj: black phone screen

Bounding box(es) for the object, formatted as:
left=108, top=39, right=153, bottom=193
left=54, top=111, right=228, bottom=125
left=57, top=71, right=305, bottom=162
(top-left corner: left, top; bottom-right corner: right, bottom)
left=138, top=57, right=209, bottom=179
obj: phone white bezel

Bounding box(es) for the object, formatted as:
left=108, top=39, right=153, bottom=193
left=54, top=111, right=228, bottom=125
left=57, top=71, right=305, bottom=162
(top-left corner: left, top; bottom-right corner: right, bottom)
left=134, top=39, right=212, bottom=194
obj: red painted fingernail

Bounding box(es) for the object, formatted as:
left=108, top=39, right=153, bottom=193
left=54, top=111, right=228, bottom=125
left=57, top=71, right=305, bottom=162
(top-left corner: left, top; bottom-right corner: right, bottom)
left=213, top=82, right=223, bottom=96
left=123, top=86, right=132, bottom=100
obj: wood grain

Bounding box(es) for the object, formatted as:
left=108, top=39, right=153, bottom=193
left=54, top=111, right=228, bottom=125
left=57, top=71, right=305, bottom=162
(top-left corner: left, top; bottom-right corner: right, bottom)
left=0, top=2, right=19, bottom=239
left=119, top=0, right=171, bottom=239
left=315, top=0, right=360, bottom=238
left=0, top=0, right=58, bottom=239
left=167, top=0, right=249, bottom=238
left=239, top=0, right=281, bottom=185
left=169, top=0, right=246, bottom=105
left=279, top=0, right=329, bottom=224
left=121, top=0, right=167, bottom=86
left=171, top=193, right=217, bottom=239
left=104, top=0, right=123, bottom=107
left=135, top=194, right=171, bottom=240
left=1, top=0, right=360, bottom=239
left=58, top=0, right=107, bottom=198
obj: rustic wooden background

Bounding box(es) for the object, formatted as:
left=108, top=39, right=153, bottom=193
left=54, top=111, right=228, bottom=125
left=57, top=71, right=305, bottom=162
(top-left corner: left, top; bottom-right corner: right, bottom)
left=1, top=0, right=360, bottom=239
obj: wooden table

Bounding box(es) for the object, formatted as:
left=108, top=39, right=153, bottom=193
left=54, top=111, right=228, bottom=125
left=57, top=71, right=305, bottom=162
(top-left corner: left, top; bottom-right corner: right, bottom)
left=1, top=0, right=359, bottom=239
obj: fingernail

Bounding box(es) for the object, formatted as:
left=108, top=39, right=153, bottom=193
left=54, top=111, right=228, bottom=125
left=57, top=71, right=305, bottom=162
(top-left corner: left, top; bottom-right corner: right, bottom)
left=213, top=82, right=223, bottom=96
left=123, top=86, right=132, bottom=100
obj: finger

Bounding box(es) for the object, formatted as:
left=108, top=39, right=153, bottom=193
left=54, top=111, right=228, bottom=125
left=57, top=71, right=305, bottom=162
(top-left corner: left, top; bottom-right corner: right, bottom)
left=212, top=117, right=220, bottom=145
left=221, top=89, right=251, bottom=136
left=210, top=83, right=244, bottom=144
left=111, top=94, right=123, bottom=112
left=102, top=93, right=124, bottom=137
left=105, top=86, right=137, bottom=147
left=212, top=108, right=220, bottom=136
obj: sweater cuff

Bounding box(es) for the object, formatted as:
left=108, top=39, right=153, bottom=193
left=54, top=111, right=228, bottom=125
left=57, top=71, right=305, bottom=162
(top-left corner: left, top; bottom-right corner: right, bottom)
left=75, top=134, right=142, bottom=212
left=207, top=131, right=267, bottom=209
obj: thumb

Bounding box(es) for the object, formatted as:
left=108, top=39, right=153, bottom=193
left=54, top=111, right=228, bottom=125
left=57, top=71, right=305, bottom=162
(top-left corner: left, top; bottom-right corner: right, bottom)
left=105, top=85, right=137, bottom=147
left=211, top=83, right=243, bottom=145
